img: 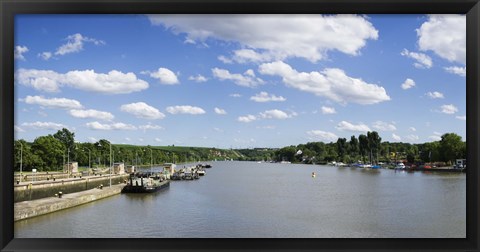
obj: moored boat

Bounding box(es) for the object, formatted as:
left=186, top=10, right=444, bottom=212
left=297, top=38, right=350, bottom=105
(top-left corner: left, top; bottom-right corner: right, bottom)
left=122, top=173, right=170, bottom=193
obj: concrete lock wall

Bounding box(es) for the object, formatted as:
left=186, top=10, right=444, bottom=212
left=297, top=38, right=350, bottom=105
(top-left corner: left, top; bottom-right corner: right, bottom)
left=14, top=175, right=129, bottom=203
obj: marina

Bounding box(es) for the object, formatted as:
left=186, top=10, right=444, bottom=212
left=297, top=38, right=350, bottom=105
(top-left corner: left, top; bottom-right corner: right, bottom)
left=15, top=161, right=466, bottom=238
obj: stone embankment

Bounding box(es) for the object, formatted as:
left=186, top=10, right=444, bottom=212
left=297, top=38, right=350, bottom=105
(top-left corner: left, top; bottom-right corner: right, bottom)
left=14, top=184, right=125, bottom=221
left=14, top=174, right=129, bottom=202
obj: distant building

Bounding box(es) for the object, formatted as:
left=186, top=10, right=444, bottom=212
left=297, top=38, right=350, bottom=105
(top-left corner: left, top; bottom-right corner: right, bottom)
left=126, top=165, right=135, bottom=174
left=64, top=162, right=78, bottom=174
left=113, top=163, right=125, bottom=174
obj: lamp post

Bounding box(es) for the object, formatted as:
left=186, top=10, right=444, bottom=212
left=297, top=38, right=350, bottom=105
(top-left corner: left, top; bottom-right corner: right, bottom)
left=17, top=142, right=23, bottom=183
left=145, top=148, right=152, bottom=174
left=99, top=142, right=112, bottom=187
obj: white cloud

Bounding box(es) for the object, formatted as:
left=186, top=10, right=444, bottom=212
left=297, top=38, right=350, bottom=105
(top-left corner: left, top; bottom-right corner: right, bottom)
left=166, top=105, right=206, bottom=115
left=259, top=109, right=292, bottom=120
left=148, top=67, right=179, bottom=85
left=426, top=91, right=444, bottom=99
left=321, top=106, right=336, bottom=114
left=214, top=107, right=227, bottom=115
left=218, top=55, right=233, bottom=64
left=16, top=68, right=149, bottom=94
left=428, top=135, right=442, bottom=141
left=409, top=127, right=417, bottom=132
left=38, top=52, right=53, bottom=61
left=417, top=15, right=465, bottom=65
left=86, top=121, right=136, bottom=130
left=250, top=92, right=286, bottom=102
left=14, top=125, right=25, bottom=132
left=256, top=125, right=276, bottom=130
left=148, top=14, right=378, bottom=63
left=20, top=95, right=83, bottom=110
left=155, top=138, right=162, bottom=142
left=400, top=49, right=432, bottom=68
left=259, top=61, right=390, bottom=105
left=21, top=121, right=67, bottom=130
left=69, top=109, right=114, bottom=121
left=440, top=104, right=458, bottom=114
left=444, top=66, right=466, bottom=77
left=120, top=102, right=165, bottom=120
left=213, top=127, right=224, bottom=132
left=405, top=134, right=420, bottom=142
left=401, top=78, right=416, bottom=90
left=392, top=133, right=401, bottom=141
left=212, top=68, right=264, bottom=87
left=237, top=114, right=257, bottom=123
left=188, top=74, right=207, bottom=83
left=139, top=123, right=164, bottom=131
left=230, top=93, right=242, bottom=98
left=307, top=130, right=338, bottom=142
left=55, top=33, right=105, bottom=56
left=456, top=115, right=466, bottom=121
left=336, top=121, right=371, bottom=132
left=372, top=121, right=396, bottom=131
left=87, top=137, right=98, bottom=143
left=14, top=45, right=29, bottom=60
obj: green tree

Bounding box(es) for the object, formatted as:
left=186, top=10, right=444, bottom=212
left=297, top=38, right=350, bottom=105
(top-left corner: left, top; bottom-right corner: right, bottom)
left=31, top=135, right=64, bottom=171
left=439, top=133, right=463, bottom=165
left=358, top=134, right=368, bottom=163
left=349, top=135, right=359, bottom=159
left=336, top=138, right=348, bottom=162
left=367, top=131, right=381, bottom=164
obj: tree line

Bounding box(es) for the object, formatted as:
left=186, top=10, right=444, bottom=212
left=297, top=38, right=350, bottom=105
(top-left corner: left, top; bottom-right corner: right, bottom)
left=272, top=131, right=466, bottom=165
left=13, top=128, right=238, bottom=172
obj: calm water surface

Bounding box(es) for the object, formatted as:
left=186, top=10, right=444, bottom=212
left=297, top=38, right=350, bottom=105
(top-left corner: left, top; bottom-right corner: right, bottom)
left=15, top=161, right=466, bottom=238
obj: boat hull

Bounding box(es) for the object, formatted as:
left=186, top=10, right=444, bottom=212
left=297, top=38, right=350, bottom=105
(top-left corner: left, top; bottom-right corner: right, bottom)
left=122, top=180, right=170, bottom=193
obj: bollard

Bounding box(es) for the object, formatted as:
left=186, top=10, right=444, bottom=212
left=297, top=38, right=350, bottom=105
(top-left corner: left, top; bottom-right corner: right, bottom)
left=99, top=184, right=103, bottom=189
left=53, top=178, right=56, bottom=181
left=16, top=180, right=19, bottom=185
left=58, top=191, right=63, bottom=198
left=124, top=179, right=127, bottom=184
left=74, top=175, right=76, bottom=178
left=47, top=177, right=49, bottom=181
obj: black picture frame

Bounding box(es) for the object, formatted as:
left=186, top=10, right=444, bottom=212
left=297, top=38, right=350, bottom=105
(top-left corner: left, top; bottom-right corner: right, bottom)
left=1, top=0, right=479, bottom=251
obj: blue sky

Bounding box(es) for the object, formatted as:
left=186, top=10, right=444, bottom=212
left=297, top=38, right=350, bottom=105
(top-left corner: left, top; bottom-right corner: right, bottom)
left=14, top=14, right=466, bottom=148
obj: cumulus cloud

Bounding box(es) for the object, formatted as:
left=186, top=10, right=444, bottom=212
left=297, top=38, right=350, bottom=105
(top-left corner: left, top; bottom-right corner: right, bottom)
left=401, top=49, right=432, bottom=68
left=392, top=133, right=401, bottom=141
left=55, top=33, right=105, bottom=56
left=14, top=45, right=29, bottom=60
left=21, top=121, right=67, bottom=130
left=120, top=102, right=165, bottom=120
left=69, top=109, right=114, bottom=121
left=444, top=66, right=466, bottom=77
left=259, top=109, right=293, bottom=120
left=372, top=121, right=396, bottom=131
left=14, top=125, right=25, bottom=132
left=230, top=93, right=242, bottom=98
left=258, top=61, right=390, bottom=105
left=15, top=68, right=149, bottom=94
left=166, top=105, right=206, bottom=115
left=321, top=106, right=336, bottom=114
left=336, top=121, right=371, bottom=132
left=148, top=67, right=179, bottom=85
left=307, top=130, right=338, bottom=142
left=250, top=92, right=286, bottom=102
left=212, top=68, right=264, bottom=87
left=188, top=74, right=208, bottom=83
left=456, top=115, right=466, bottom=121
left=417, top=15, right=465, bottom=65
left=428, top=135, right=442, bottom=141
left=20, top=95, right=83, bottom=110
left=426, top=91, right=444, bottom=99
left=148, top=14, right=378, bottom=63
left=405, top=134, right=420, bottom=142
left=440, top=104, right=458, bottom=114
left=214, top=107, right=227, bottom=115
left=237, top=114, right=257, bottom=123
left=38, top=52, right=53, bottom=61
left=86, top=121, right=136, bottom=130
left=139, top=123, right=164, bottom=131
left=401, top=78, right=416, bottom=90
left=409, top=127, right=417, bottom=132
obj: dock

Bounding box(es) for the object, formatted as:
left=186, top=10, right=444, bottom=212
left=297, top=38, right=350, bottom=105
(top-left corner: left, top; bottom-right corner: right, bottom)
left=14, top=184, right=125, bottom=221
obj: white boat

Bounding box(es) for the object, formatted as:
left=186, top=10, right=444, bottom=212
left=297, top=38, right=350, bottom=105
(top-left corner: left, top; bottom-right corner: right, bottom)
left=395, top=162, right=406, bottom=169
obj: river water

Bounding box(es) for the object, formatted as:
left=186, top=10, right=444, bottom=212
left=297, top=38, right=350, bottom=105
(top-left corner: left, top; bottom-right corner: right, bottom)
left=15, top=161, right=466, bottom=238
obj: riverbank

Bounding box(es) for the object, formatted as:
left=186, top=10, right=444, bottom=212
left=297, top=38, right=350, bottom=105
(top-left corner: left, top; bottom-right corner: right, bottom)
left=14, top=184, right=124, bottom=221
